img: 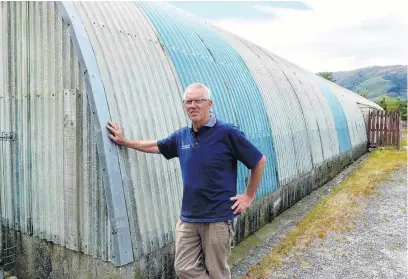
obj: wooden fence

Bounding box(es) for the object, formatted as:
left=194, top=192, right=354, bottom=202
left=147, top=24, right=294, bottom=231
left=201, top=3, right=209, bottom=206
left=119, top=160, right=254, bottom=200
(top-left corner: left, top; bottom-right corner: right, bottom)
left=367, top=110, right=401, bottom=148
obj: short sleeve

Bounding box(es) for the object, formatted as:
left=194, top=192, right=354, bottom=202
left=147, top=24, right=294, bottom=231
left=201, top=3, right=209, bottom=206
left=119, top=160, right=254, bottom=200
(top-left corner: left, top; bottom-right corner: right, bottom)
left=227, top=125, right=263, bottom=169
left=157, top=131, right=178, bottom=160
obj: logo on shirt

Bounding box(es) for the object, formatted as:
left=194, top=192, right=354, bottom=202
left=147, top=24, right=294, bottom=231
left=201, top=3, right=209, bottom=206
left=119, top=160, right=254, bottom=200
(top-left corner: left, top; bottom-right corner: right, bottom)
left=181, top=143, right=191, bottom=150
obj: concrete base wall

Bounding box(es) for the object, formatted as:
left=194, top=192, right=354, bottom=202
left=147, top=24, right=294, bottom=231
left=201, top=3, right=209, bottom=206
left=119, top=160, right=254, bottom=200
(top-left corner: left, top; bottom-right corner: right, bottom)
left=11, top=231, right=176, bottom=279
left=9, top=143, right=367, bottom=279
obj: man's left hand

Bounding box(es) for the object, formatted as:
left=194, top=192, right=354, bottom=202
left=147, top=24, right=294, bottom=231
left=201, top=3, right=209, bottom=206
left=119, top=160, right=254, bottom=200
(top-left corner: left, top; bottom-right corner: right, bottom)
left=231, top=193, right=254, bottom=214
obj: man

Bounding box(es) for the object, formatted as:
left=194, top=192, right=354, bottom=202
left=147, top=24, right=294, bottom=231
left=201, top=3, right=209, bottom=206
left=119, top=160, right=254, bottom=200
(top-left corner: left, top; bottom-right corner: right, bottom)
left=107, top=83, right=266, bottom=279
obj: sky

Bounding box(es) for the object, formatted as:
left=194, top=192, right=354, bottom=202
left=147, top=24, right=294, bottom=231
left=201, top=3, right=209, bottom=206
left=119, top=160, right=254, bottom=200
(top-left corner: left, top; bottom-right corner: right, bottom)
left=168, top=1, right=408, bottom=73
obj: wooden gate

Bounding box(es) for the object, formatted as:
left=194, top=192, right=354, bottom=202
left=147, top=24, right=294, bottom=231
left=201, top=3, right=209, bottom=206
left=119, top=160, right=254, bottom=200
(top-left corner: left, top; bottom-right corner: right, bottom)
left=367, top=111, right=401, bottom=148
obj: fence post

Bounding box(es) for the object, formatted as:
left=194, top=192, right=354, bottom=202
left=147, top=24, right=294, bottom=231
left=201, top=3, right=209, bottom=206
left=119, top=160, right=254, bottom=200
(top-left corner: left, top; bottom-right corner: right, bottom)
left=391, top=113, right=395, bottom=145
left=386, top=111, right=390, bottom=145
left=380, top=111, right=384, bottom=146
left=384, top=111, right=388, bottom=145
left=367, top=111, right=372, bottom=147
left=397, top=112, right=401, bottom=150
left=382, top=111, right=386, bottom=146
left=373, top=110, right=380, bottom=146
left=391, top=113, right=398, bottom=145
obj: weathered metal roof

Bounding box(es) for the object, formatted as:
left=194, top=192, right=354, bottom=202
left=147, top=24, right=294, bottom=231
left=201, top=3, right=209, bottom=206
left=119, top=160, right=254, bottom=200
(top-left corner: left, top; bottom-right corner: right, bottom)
left=0, top=1, right=382, bottom=267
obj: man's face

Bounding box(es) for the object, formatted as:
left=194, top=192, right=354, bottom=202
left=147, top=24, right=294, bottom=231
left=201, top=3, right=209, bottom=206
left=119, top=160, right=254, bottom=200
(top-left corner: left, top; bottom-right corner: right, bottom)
left=183, top=87, right=212, bottom=123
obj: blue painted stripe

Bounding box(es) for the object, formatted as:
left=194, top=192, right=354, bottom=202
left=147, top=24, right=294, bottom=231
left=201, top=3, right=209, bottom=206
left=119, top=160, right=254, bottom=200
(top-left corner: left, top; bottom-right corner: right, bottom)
left=138, top=2, right=279, bottom=198
left=56, top=1, right=133, bottom=266
left=314, top=77, right=351, bottom=153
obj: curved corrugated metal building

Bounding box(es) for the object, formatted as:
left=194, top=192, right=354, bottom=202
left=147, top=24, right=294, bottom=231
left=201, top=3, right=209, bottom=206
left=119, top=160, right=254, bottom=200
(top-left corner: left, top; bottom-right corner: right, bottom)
left=0, top=1, right=382, bottom=278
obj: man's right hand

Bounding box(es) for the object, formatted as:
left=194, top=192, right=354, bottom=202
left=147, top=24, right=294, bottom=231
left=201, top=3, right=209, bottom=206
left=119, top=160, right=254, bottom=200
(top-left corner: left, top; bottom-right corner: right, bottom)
left=106, top=121, right=160, bottom=153
left=107, top=121, right=126, bottom=146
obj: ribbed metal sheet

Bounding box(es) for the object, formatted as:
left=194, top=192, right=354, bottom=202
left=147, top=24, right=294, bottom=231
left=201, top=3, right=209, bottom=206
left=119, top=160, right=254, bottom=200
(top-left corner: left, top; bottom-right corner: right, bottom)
left=137, top=2, right=279, bottom=199
left=283, top=56, right=347, bottom=161
left=1, top=1, right=385, bottom=267
left=266, top=53, right=332, bottom=166
left=283, top=60, right=369, bottom=150
left=211, top=29, right=313, bottom=187
left=286, top=61, right=340, bottom=160
left=0, top=1, right=112, bottom=262
left=74, top=1, right=189, bottom=258
left=0, top=1, right=14, bottom=230
left=327, top=82, right=368, bottom=147
left=276, top=54, right=350, bottom=158
left=313, top=74, right=352, bottom=153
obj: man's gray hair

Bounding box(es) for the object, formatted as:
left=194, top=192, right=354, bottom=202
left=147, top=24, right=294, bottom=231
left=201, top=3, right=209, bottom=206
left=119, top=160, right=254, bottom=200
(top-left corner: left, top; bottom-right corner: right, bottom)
left=183, top=83, right=211, bottom=99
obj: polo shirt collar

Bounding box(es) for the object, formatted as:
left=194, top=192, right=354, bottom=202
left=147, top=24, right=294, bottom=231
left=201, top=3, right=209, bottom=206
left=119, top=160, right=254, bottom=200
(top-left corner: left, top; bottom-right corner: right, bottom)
left=190, top=113, right=217, bottom=130
left=205, top=113, right=217, bottom=127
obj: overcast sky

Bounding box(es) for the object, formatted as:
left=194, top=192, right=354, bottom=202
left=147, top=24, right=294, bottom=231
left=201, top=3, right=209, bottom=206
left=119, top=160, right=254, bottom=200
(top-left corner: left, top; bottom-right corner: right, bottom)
left=168, top=1, right=408, bottom=73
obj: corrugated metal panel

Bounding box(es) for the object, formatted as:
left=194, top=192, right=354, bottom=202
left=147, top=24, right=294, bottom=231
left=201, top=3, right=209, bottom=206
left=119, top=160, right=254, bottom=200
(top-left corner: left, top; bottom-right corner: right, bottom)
left=327, top=83, right=368, bottom=147
left=287, top=58, right=348, bottom=158
left=338, top=86, right=383, bottom=138
left=74, top=1, right=188, bottom=258
left=286, top=62, right=383, bottom=112
left=344, top=86, right=383, bottom=111
left=284, top=61, right=340, bottom=160
left=0, top=1, right=14, bottom=229
left=278, top=55, right=346, bottom=162
left=1, top=1, right=385, bottom=266
left=211, top=29, right=312, bottom=187
left=332, top=82, right=378, bottom=147
left=283, top=61, right=375, bottom=148
left=57, top=1, right=134, bottom=265
left=265, top=52, right=331, bottom=165
left=313, top=74, right=352, bottom=153
left=0, top=1, right=112, bottom=262
left=137, top=2, right=279, bottom=199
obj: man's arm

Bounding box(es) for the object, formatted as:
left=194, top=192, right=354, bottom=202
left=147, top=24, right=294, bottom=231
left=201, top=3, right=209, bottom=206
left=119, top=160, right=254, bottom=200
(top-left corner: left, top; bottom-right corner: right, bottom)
left=231, top=155, right=266, bottom=214
left=106, top=121, right=160, bottom=154
left=245, top=155, right=267, bottom=199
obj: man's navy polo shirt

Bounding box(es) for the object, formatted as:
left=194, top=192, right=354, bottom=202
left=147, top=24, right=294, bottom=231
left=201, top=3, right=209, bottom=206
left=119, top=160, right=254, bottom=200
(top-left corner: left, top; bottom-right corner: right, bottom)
left=157, top=114, right=263, bottom=223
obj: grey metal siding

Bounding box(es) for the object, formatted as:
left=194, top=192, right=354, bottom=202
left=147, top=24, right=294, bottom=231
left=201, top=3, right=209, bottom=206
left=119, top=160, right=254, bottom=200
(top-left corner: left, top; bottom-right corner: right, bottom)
left=0, top=1, right=112, bottom=262
left=74, top=1, right=188, bottom=259
left=0, top=1, right=384, bottom=267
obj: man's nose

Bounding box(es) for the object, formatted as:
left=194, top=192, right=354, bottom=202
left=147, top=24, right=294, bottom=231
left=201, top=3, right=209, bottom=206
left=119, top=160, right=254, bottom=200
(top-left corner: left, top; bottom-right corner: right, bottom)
left=190, top=101, right=198, bottom=107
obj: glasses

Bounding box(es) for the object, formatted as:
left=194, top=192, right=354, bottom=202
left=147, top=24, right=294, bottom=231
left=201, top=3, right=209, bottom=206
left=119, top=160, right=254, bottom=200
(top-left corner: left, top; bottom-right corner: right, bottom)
left=183, top=98, right=209, bottom=106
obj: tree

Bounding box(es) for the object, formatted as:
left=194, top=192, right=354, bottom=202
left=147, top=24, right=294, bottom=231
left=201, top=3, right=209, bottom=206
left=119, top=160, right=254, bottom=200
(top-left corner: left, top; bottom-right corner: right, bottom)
left=359, top=88, right=368, bottom=98
left=317, top=72, right=336, bottom=83
left=397, top=98, right=407, bottom=120
left=376, top=96, right=387, bottom=110
left=374, top=96, right=407, bottom=120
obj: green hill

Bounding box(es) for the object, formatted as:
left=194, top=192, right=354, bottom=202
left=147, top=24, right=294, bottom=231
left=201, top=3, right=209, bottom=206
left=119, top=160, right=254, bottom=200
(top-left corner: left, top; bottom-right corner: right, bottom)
left=331, top=65, right=407, bottom=100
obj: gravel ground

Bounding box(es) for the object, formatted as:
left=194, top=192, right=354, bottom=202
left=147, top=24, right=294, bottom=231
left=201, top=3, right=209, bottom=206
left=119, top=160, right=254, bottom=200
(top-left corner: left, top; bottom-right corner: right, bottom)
left=268, top=167, right=407, bottom=279
left=231, top=154, right=370, bottom=278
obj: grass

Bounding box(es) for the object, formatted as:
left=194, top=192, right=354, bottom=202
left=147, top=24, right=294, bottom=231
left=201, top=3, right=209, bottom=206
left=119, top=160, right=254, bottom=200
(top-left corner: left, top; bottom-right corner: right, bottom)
left=244, top=130, right=407, bottom=279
